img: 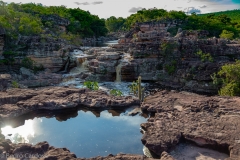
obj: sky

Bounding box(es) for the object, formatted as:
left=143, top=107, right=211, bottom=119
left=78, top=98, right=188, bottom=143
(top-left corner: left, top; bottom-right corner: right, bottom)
left=6, top=0, right=240, bottom=19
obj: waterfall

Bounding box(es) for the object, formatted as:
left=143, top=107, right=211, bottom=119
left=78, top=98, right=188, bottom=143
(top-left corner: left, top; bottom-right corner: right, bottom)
left=77, top=57, right=88, bottom=72
left=115, top=62, right=122, bottom=82
left=64, top=58, right=70, bottom=73
left=69, top=49, right=89, bottom=74
left=115, top=53, right=132, bottom=82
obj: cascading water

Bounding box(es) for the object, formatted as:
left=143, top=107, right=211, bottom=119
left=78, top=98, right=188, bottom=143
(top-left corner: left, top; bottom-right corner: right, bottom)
left=69, top=49, right=89, bottom=74
left=115, top=63, right=122, bottom=82
left=63, top=58, right=70, bottom=73
left=115, top=53, right=132, bottom=82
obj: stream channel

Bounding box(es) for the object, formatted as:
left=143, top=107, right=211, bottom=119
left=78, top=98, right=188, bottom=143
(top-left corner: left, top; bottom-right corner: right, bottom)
left=1, top=40, right=150, bottom=158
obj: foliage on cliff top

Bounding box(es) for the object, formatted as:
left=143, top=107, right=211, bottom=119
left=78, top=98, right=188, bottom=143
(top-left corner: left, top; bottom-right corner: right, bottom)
left=0, top=1, right=108, bottom=43
left=107, top=8, right=240, bottom=39
left=212, top=60, right=240, bottom=96
left=200, top=9, right=240, bottom=21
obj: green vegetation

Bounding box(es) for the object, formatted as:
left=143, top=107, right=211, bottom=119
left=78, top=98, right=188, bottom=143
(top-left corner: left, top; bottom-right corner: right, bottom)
left=105, top=16, right=126, bottom=32
left=159, top=42, right=178, bottom=74
left=195, top=50, right=213, bottom=62
left=2, top=51, right=16, bottom=65
left=160, top=42, right=178, bottom=57
left=212, top=60, right=240, bottom=96
left=21, top=57, right=44, bottom=73
left=83, top=81, right=99, bottom=90
left=106, top=8, right=240, bottom=39
left=200, top=9, right=240, bottom=21
left=129, top=80, right=138, bottom=96
left=11, top=80, right=19, bottom=88
left=125, top=9, right=187, bottom=30
left=164, top=63, right=176, bottom=75
left=0, top=1, right=108, bottom=49
left=110, top=89, right=123, bottom=96
left=219, top=30, right=234, bottom=40
left=128, top=76, right=144, bottom=101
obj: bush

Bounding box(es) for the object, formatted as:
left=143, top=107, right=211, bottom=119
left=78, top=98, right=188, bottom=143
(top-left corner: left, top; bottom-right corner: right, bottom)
left=83, top=81, right=99, bottom=90
left=12, top=81, right=19, bottom=88
left=110, top=89, right=123, bottom=96
left=212, top=60, right=240, bottom=96
left=21, top=57, right=44, bottom=73
left=128, top=80, right=138, bottom=96
left=196, top=50, right=213, bottom=62
left=219, top=30, right=234, bottom=40
left=21, top=57, right=34, bottom=69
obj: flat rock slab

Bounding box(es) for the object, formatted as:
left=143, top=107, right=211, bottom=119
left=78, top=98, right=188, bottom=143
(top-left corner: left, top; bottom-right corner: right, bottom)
left=0, top=139, right=163, bottom=160
left=0, top=87, right=139, bottom=120
left=141, top=90, right=240, bottom=159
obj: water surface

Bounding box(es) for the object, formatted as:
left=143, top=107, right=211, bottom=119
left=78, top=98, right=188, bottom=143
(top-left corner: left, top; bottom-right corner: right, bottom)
left=1, top=109, right=147, bottom=158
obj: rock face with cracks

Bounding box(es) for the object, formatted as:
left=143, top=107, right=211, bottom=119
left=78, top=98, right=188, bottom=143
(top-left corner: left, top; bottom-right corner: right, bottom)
left=141, top=90, right=240, bottom=159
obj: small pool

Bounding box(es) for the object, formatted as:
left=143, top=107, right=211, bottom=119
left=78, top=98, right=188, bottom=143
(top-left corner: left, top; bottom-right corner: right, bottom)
left=1, top=109, right=147, bottom=158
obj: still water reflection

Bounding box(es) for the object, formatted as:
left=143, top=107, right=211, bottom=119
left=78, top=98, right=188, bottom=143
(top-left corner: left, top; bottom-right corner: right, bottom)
left=1, top=109, right=147, bottom=158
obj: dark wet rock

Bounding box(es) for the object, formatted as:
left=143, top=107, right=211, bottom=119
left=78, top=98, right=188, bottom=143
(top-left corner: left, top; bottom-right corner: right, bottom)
left=0, top=74, right=11, bottom=91
left=140, top=90, right=240, bottom=159
left=0, top=87, right=139, bottom=120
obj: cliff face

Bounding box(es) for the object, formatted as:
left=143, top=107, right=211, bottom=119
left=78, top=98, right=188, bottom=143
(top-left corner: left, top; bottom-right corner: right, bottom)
left=111, top=20, right=240, bottom=94
left=16, top=36, right=74, bottom=72
left=0, top=14, right=75, bottom=73
left=116, top=22, right=240, bottom=93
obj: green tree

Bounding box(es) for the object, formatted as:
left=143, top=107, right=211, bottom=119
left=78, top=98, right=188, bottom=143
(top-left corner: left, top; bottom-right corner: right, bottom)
left=219, top=29, right=234, bottom=39
left=105, top=16, right=126, bottom=32
left=212, top=60, right=240, bottom=96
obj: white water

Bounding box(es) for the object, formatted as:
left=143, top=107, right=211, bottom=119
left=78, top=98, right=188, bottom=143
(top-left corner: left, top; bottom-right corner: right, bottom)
left=115, top=53, right=132, bottom=82
left=115, top=63, right=122, bottom=82
left=69, top=49, right=90, bottom=74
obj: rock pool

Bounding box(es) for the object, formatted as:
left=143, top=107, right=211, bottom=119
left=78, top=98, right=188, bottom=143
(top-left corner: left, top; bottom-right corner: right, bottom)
left=1, top=109, right=147, bottom=158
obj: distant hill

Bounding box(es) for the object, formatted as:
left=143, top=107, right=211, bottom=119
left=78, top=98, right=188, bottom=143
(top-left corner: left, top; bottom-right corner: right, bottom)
left=200, top=9, right=240, bottom=20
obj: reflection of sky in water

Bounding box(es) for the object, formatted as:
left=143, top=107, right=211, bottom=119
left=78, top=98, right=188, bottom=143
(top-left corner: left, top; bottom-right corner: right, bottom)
left=1, top=110, right=146, bottom=158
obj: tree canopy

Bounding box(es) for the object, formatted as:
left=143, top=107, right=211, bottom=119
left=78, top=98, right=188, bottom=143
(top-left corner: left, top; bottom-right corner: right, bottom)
left=0, top=1, right=108, bottom=42
left=104, top=8, right=240, bottom=39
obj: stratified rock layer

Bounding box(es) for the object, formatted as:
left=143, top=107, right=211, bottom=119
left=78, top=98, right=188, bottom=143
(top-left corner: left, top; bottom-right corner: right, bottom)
left=0, top=87, right=139, bottom=120
left=141, top=90, right=240, bottom=159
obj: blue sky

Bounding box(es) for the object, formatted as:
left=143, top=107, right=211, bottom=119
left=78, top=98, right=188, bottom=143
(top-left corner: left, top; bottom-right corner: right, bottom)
left=6, top=0, right=240, bottom=18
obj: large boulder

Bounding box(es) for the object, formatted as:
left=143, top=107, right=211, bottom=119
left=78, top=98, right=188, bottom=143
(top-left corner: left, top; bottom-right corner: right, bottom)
left=20, top=67, right=34, bottom=78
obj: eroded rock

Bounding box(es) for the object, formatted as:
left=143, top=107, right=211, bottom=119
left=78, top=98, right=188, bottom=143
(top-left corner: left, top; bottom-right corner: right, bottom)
left=141, top=90, right=240, bottom=159
left=0, top=87, right=139, bottom=120
left=0, top=74, right=11, bottom=91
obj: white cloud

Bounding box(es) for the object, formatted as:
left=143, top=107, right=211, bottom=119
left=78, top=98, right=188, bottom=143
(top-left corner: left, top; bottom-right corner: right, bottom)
left=129, top=7, right=143, bottom=13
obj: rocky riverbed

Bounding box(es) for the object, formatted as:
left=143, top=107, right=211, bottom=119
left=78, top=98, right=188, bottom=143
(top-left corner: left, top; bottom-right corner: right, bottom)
left=0, top=86, right=239, bottom=159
